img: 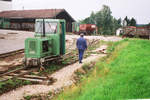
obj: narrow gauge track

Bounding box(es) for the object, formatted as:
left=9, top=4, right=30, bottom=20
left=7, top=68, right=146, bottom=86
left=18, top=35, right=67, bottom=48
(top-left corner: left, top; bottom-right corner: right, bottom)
left=0, top=52, right=77, bottom=84
left=0, top=66, right=53, bottom=84
left=0, top=39, right=100, bottom=84
left=0, top=49, right=24, bottom=58
left=0, top=57, right=60, bottom=84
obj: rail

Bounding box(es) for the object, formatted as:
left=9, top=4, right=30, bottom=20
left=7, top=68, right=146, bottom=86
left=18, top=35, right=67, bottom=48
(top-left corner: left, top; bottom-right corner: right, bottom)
left=0, top=39, right=100, bottom=83
left=0, top=49, right=24, bottom=58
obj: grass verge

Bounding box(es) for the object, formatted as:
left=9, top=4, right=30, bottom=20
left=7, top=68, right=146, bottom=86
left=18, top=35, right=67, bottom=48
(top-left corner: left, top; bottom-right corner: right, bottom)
left=0, top=79, right=32, bottom=95
left=54, top=38, right=150, bottom=100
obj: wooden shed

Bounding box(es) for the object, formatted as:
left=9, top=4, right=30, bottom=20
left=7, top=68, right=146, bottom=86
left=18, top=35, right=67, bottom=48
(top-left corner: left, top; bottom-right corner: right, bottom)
left=0, top=9, right=75, bottom=32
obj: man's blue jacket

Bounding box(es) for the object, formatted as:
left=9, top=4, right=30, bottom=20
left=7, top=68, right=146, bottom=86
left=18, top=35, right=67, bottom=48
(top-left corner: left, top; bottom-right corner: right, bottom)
left=76, top=37, right=87, bottom=50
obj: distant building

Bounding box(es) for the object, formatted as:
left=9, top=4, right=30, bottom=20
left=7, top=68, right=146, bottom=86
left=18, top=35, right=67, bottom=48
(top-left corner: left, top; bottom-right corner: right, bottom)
left=0, top=9, right=75, bottom=32
left=0, top=0, right=12, bottom=12
left=116, top=28, right=123, bottom=36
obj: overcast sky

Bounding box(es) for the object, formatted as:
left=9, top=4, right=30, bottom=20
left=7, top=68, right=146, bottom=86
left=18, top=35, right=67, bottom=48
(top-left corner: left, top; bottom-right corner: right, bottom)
left=12, top=0, right=150, bottom=24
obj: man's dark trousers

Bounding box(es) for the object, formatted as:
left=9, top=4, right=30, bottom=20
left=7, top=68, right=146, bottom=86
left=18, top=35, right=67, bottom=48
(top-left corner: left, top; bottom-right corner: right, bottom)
left=78, top=49, right=84, bottom=63
left=76, top=36, right=87, bottom=63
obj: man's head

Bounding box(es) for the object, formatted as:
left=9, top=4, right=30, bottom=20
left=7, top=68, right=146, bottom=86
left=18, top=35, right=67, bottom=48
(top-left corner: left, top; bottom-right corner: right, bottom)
left=80, top=33, right=84, bottom=37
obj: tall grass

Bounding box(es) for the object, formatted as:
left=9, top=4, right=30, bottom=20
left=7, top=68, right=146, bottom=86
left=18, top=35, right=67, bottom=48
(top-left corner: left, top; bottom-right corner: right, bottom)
left=54, top=39, right=150, bottom=100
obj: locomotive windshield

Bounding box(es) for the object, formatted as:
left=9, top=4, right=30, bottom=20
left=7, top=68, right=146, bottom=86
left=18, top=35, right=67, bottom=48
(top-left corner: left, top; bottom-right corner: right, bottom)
left=35, top=21, right=58, bottom=34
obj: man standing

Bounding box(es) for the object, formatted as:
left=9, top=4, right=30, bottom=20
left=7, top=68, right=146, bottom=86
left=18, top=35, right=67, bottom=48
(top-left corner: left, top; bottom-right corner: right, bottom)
left=76, top=33, right=87, bottom=63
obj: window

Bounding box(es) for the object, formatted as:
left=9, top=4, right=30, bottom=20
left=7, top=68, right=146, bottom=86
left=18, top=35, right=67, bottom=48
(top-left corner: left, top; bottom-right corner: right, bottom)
left=35, top=21, right=43, bottom=33
left=35, top=21, right=58, bottom=34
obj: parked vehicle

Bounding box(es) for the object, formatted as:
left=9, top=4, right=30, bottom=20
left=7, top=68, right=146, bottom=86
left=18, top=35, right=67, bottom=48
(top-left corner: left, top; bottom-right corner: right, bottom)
left=72, top=22, right=97, bottom=35
left=79, top=24, right=97, bottom=35
left=122, top=25, right=150, bottom=39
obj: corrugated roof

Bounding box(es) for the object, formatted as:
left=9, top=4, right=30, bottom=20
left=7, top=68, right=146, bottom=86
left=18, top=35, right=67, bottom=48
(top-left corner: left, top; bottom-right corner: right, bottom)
left=0, top=9, right=65, bottom=19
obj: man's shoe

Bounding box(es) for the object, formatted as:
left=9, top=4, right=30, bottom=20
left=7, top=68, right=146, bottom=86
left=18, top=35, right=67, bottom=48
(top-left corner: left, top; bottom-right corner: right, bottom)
left=79, top=61, right=82, bottom=64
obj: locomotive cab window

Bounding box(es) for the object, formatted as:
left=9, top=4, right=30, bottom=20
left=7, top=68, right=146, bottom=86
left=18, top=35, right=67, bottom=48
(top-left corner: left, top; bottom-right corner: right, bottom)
left=35, top=21, right=58, bottom=34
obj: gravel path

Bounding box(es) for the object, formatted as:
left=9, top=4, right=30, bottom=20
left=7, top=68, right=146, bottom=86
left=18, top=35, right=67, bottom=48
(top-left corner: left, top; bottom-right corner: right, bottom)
left=0, top=45, right=107, bottom=100
left=66, top=35, right=122, bottom=50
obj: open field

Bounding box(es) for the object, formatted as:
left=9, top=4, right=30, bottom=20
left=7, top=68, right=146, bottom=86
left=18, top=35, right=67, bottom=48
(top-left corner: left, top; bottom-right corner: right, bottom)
left=54, top=38, right=150, bottom=100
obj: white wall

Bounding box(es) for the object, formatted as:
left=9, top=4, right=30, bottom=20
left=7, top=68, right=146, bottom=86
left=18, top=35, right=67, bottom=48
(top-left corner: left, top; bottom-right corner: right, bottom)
left=116, top=28, right=123, bottom=36
left=0, top=1, right=12, bottom=12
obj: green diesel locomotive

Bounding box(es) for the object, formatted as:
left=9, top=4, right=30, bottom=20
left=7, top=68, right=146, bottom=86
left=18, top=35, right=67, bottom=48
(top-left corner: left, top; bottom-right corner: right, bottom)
left=24, top=19, right=66, bottom=67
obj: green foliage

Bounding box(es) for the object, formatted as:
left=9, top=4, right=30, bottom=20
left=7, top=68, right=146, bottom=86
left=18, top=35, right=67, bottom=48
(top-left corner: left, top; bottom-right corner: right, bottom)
left=24, top=96, right=32, bottom=100
left=55, top=39, right=150, bottom=99
left=130, top=18, right=136, bottom=26
left=82, top=64, right=90, bottom=73
left=124, top=16, right=130, bottom=26
left=81, top=17, right=91, bottom=24
left=39, top=64, right=62, bottom=75
left=81, top=11, right=96, bottom=24
left=123, top=16, right=137, bottom=26
left=24, top=95, right=44, bottom=100
left=80, top=5, right=122, bottom=35
left=23, top=80, right=32, bottom=85
left=0, top=79, right=32, bottom=95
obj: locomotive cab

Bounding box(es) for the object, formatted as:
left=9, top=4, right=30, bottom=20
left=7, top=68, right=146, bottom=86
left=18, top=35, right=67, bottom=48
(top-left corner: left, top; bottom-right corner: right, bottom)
left=24, top=19, right=66, bottom=67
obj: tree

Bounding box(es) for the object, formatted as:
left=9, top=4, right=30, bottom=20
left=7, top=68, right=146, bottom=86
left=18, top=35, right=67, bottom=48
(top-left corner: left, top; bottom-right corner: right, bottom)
left=95, top=5, right=114, bottom=35
left=117, top=18, right=122, bottom=26
left=101, top=5, right=113, bottom=34
left=81, top=17, right=90, bottom=24
left=81, top=11, right=96, bottom=24
left=80, top=5, right=122, bottom=35
left=130, top=18, right=136, bottom=26
left=89, top=11, right=96, bottom=24
left=123, top=17, right=137, bottom=26
left=124, top=16, right=130, bottom=26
